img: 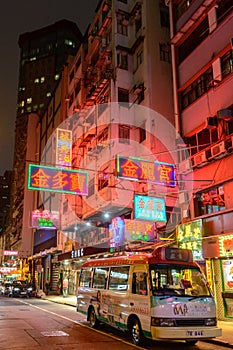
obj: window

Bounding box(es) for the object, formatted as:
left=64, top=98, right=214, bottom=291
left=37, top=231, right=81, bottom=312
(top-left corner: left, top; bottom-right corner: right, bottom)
left=27, top=97, right=32, bottom=104
left=87, top=178, right=95, bottom=197
left=160, top=3, right=169, bottom=28
left=221, top=50, right=233, bottom=79
left=160, top=43, right=171, bottom=63
left=135, top=9, right=142, bottom=33
left=79, top=268, right=92, bottom=287
left=187, top=127, right=218, bottom=156
left=139, top=123, right=146, bottom=142
left=178, top=17, right=209, bottom=64
left=137, top=84, right=145, bottom=104
left=174, top=0, right=195, bottom=21
left=194, top=185, right=225, bottom=216
left=180, top=67, right=213, bottom=110
left=93, top=267, right=109, bottom=289
left=119, top=125, right=130, bottom=144
left=136, top=48, right=143, bottom=70
left=109, top=266, right=129, bottom=291
left=98, top=168, right=109, bottom=191
left=118, top=88, right=129, bottom=103
left=132, top=271, right=148, bottom=295
left=117, top=13, right=128, bottom=36
left=117, top=52, right=128, bottom=70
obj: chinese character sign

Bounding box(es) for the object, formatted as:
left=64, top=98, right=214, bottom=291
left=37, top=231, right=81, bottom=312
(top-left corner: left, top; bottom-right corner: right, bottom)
left=219, top=234, right=233, bottom=257
left=134, top=195, right=166, bottom=222
left=124, top=219, right=155, bottom=242
left=116, top=155, right=176, bottom=187
left=31, top=209, right=60, bottom=229
left=28, top=164, right=88, bottom=195
left=56, top=128, right=72, bottom=168
left=177, top=219, right=203, bottom=260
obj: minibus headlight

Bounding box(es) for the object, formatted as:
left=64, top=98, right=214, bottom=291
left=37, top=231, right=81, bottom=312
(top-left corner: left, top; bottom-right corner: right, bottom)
left=151, top=317, right=175, bottom=327
left=205, top=318, right=217, bottom=326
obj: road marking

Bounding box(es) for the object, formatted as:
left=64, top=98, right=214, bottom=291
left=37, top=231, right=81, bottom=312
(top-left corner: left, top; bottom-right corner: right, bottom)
left=16, top=299, right=144, bottom=349
left=41, top=330, right=69, bottom=337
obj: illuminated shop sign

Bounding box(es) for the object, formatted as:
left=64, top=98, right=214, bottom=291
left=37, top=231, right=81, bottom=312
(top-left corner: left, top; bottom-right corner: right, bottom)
left=116, top=155, right=176, bottom=187
left=3, top=250, right=18, bottom=256
left=28, top=164, right=88, bottom=195
left=219, top=234, right=233, bottom=257
left=177, top=219, right=203, bottom=261
left=125, top=220, right=155, bottom=242
left=109, top=217, right=125, bottom=251
left=56, top=128, right=72, bottom=168
left=221, top=259, right=233, bottom=291
left=31, top=210, right=60, bottom=229
left=134, top=195, right=166, bottom=222
left=0, top=267, right=17, bottom=273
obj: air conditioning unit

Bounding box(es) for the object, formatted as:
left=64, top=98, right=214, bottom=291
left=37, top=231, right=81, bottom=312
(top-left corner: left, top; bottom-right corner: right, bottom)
left=182, top=209, right=190, bottom=218
left=193, top=151, right=207, bottom=167
left=217, top=109, right=233, bottom=121
left=179, top=191, right=189, bottom=204
left=209, top=141, right=226, bottom=159
left=178, top=159, right=192, bottom=174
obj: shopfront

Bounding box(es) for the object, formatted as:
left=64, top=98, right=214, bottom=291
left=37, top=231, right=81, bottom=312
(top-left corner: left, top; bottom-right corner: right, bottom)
left=203, top=233, right=233, bottom=320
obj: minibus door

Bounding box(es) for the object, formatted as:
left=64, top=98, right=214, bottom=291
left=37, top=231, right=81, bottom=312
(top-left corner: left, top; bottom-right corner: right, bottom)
left=130, top=265, right=151, bottom=331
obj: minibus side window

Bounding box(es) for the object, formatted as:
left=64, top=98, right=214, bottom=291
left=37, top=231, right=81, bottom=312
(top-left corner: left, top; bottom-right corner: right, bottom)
left=79, top=268, right=92, bottom=287
left=132, top=272, right=148, bottom=295
left=93, top=267, right=109, bottom=289
left=109, top=266, right=129, bottom=291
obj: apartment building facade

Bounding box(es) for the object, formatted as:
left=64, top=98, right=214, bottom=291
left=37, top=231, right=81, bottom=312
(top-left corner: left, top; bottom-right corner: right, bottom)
left=38, top=0, right=179, bottom=294
left=7, top=20, right=83, bottom=276
left=169, top=0, right=233, bottom=319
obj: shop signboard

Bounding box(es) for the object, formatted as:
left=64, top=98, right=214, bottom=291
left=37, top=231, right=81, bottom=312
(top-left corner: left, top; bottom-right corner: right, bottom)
left=3, top=250, right=18, bottom=256
left=31, top=209, right=60, bottom=229
left=177, top=219, right=203, bottom=261
left=109, top=217, right=125, bottom=251
left=28, top=164, right=88, bottom=195
left=219, top=234, right=233, bottom=257
left=116, top=155, right=176, bottom=187
left=124, top=219, right=155, bottom=242
left=221, top=259, right=233, bottom=291
left=56, top=128, right=72, bottom=168
left=134, top=194, right=166, bottom=222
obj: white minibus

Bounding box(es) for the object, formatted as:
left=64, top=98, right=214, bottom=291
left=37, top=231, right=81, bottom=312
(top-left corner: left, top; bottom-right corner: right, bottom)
left=76, top=243, right=222, bottom=345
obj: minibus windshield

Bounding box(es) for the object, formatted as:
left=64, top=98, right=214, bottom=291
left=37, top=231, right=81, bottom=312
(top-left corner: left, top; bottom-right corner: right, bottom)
left=150, top=264, right=212, bottom=297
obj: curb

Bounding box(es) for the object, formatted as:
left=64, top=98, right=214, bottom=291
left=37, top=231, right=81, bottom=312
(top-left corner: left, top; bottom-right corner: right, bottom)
left=203, top=339, right=233, bottom=349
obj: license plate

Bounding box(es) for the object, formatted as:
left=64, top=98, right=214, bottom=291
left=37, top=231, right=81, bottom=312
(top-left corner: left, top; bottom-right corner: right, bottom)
left=20, top=292, right=27, bottom=295
left=186, top=331, right=204, bottom=337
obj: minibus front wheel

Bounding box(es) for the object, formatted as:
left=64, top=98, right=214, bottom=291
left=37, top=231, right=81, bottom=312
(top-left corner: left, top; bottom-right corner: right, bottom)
left=129, top=316, right=144, bottom=346
left=88, top=306, right=99, bottom=328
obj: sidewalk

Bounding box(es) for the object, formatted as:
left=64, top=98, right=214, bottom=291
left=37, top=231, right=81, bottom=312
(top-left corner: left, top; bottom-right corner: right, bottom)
left=42, top=294, right=233, bottom=348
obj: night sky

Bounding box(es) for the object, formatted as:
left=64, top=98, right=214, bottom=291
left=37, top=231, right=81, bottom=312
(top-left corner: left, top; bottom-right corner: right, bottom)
left=0, top=0, right=100, bottom=176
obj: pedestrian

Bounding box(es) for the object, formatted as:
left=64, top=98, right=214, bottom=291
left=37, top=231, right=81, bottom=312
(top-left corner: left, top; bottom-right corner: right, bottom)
left=63, top=277, right=68, bottom=297
left=45, top=280, right=50, bottom=296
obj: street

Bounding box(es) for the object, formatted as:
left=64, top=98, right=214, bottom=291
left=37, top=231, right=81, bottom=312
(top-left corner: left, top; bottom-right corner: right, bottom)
left=0, top=295, right=229, bottom=350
